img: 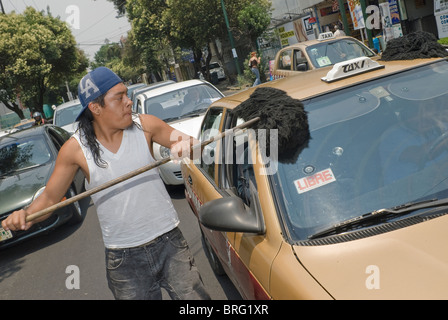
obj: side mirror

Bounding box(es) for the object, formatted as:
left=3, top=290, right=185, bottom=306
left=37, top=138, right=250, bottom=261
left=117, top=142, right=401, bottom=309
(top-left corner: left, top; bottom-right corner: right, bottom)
left=199, top=196, right=265, bottom=234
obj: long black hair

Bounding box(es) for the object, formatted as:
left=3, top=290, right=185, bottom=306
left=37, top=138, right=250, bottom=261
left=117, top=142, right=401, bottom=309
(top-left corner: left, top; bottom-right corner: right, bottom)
left=77, top=94, right=108, bottom=168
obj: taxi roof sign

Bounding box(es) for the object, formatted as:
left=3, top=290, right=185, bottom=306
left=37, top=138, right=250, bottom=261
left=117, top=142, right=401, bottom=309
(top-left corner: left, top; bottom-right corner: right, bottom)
left=318, top=32, right=335, bottom=41
left=321, top=57, right=385, bottom=83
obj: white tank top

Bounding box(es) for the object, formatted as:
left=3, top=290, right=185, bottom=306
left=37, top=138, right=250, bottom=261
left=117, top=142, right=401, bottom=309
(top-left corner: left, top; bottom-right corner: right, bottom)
left=73, top=118, right=179, bottom=249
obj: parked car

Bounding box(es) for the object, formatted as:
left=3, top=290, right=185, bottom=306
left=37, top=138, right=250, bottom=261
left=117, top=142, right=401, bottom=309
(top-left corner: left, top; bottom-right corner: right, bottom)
left=0, top=125, right=86, bottom=249
left=134, top=79, right=224, bottom=185
left=203, top=62, right=226, bottom=81
left=272, top=32, right=377, bottom=79
left=182, top=56, right=448, bottom=299
left=53, top=99, right=83, bottom=134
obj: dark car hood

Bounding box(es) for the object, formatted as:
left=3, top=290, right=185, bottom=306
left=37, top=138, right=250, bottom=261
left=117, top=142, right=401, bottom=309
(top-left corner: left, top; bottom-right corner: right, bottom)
left=0, top=163, right=53, bottom=216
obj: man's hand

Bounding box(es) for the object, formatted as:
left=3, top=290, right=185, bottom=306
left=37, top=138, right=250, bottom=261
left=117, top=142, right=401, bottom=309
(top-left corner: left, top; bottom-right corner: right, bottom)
left=1, top=209, right=33, bottom=231
left=170, top=139, right=201, bottom=162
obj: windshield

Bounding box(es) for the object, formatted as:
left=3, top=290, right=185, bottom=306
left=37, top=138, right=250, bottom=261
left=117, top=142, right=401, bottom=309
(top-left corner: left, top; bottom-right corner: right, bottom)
left=307, top=39, right=375, bottom=68
left=272, top=60, right=448, bottom=241
left=144, top=84, right=223, bottom=122
left=0, top=135, right=53, bottom=176
left=209, top=63, right=221, bottom=69
left=54, top=103, right=83, bottom=127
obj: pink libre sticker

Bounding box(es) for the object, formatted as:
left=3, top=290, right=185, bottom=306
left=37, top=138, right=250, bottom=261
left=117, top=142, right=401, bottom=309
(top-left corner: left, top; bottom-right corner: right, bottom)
left=294, top=168, right=336, bottom=194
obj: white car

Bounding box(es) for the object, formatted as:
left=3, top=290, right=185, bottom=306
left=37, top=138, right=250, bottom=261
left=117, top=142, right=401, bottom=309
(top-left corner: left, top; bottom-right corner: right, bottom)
left=134, top=79, right=224, bottom=185
left=207, top=62, right=226, bottom=80
left=53, top=99, right=83, bottom=134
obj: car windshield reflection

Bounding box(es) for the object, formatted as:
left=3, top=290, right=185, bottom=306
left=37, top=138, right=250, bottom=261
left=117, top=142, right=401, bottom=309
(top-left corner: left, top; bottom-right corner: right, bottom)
left=307, top=38, right=376, bottom=68
left=0, top=136, right=52, bottom=177
left=271, top=60, right=448, bottom=241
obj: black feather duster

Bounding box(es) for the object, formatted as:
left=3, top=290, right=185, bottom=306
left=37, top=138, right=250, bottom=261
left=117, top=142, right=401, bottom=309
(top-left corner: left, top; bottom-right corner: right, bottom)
left=231, top=87, right=310, bottom=163
left=380, top=31, right=448, bottom=61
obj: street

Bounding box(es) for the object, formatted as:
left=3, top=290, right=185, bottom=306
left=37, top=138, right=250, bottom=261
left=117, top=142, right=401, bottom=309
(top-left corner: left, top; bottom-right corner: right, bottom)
left=0, top=185, right=241, bottom=300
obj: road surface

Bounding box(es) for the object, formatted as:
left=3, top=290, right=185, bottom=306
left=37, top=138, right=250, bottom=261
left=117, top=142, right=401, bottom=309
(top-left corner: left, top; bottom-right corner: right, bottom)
left=0, top=186, right=241, bottom=300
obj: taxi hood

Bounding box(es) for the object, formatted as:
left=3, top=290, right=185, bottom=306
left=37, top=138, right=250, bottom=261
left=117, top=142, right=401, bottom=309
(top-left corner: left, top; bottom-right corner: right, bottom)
left=293, top=214, right=448, bottom=299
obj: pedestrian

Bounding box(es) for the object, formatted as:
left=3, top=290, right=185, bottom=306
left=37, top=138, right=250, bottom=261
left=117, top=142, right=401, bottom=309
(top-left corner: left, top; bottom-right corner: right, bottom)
left=1, top=67, right=210, bottom=301
left=333, top=25, right=346, bottom=37
left=249, top=51, right=261, bottom=86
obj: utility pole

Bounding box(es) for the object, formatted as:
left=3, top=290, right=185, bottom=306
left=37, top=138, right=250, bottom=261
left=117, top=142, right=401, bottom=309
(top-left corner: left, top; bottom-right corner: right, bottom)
left=221, top=0, right=242, bottom=75
left=337, top=0, right=351, bottom=36
left=359, top=0, right=374, bottom=48
left=0, top=0, right=5, bottom=14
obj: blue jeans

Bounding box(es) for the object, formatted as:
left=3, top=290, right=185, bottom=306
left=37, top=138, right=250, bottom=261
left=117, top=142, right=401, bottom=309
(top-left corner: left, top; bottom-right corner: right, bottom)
left=105, top=227, right=210, bottom=300
left=251, top=67, right=261, bottom=86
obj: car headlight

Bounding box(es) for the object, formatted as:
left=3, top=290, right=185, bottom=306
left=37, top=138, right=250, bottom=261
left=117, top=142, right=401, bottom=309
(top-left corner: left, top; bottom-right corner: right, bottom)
left=160, top=145, right=171, bottom=159
left=33, top=186, right=46, bottom=201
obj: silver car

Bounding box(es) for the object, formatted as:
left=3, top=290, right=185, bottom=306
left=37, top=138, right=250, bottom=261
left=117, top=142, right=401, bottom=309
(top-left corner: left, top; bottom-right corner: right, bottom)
left=53, top=99, right=83, bottom=134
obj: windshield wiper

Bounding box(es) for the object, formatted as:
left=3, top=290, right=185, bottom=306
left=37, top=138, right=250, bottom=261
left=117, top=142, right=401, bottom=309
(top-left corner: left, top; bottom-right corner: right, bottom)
left=182, top=109, right=206, bottom=117
left=0, top=163, right=44, bottom=178
left=308, top=198, right=448, bottom=239
left=162, top=117, right=181, bottom=122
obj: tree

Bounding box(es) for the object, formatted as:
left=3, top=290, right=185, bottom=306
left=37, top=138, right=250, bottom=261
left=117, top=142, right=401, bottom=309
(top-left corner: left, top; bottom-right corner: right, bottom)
left=91, top=42, right=122, bottom=69
left=106, top=0, right=272, bottom=83
left=0, top=7, right=86, bottom=119
left=125, top=0, right=170, bottom=81
left=91, top=38, right=145, bottom=84
left=237, top=0, right=272, bottom=51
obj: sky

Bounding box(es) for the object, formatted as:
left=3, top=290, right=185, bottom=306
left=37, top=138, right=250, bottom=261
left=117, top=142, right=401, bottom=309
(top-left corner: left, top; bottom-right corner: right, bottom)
left=2, top=0, right=132, bottom=60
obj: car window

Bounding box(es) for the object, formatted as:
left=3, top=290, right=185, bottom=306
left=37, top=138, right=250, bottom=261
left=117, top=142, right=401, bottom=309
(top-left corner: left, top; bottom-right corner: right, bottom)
left=293, top=49, right=308, bottom=71
left=143, top=84, right=222, bottom=121
left=199, top=108, right=223, bottom=180
left=0, top=136, right=53, bottom=176
left=54, top=103, right=83, bottom=127
left=278, top=50, right=292, bottom=70
left=222, top=117, right=257, bottom=207
left=270, top=60, right=448, bottom=242
left=307, top=39, right=375, bottom=68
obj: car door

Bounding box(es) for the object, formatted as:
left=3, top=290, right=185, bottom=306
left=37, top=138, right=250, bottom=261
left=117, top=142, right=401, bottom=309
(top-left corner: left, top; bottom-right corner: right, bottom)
left=214, top=114, right=280, bottom=300
left=182, top=107, right=236, bottom=275
left=273, top=49, right=293, bottom=79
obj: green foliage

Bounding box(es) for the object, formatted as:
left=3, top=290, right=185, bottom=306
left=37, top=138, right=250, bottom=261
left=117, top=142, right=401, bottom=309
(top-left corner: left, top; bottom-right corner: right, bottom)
left=92, top=43, right=122, bottom=69
left=237, top=0, right=272, bottom=49
left=438, top=37, right=448, bottom=45
left=108, top=0, right=272, bottom=82
left=0, top=7, right=87, bottom=118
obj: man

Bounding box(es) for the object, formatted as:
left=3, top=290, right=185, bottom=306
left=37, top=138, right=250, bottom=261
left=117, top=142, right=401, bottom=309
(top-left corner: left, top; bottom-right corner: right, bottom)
left=2, top=67, right=210, bottom=300
left=333, top=25, right=346, bottom=37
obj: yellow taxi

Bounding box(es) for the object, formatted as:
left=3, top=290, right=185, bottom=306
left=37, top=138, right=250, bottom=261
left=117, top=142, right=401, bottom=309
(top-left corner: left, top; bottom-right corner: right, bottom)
left=182, top=55, right=448, bottom=299
left=272, top=32, right=377, bottom=79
